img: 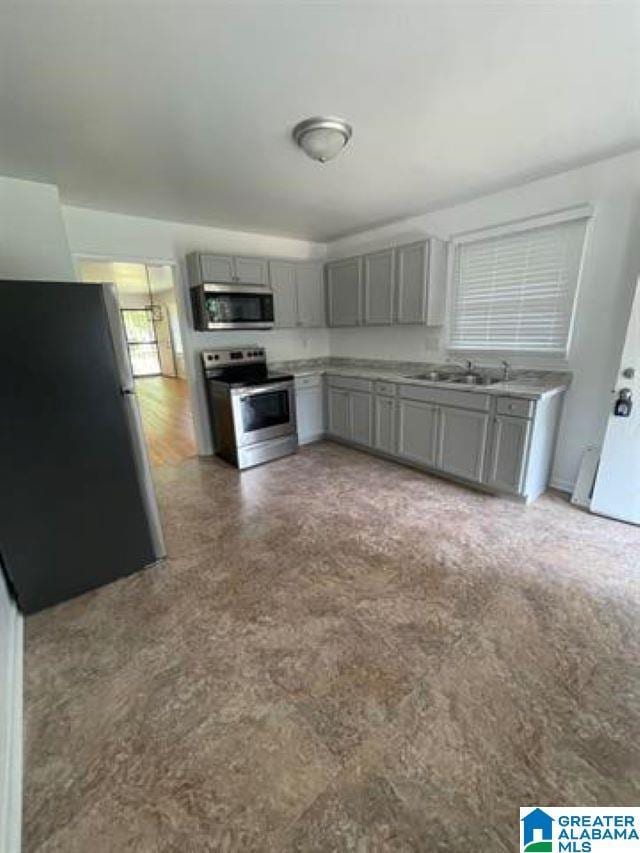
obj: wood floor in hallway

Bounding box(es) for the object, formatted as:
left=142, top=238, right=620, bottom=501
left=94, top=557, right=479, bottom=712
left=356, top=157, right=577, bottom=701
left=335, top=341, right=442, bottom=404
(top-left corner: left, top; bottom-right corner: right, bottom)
left=135, top=376, right=197, bottom=467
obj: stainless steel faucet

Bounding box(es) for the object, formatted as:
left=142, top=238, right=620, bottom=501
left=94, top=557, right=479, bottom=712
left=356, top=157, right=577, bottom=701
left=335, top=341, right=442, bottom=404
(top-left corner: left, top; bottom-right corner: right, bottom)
left=501, top=360, right=511, bottom=381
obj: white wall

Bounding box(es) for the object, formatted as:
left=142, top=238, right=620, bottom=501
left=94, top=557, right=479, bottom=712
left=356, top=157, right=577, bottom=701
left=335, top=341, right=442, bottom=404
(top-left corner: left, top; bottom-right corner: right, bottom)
left=0, top=176, right=75, bottom=281
left=327, top=150, right=640, bottom=491
left=62, top=206, right=329, bottom=453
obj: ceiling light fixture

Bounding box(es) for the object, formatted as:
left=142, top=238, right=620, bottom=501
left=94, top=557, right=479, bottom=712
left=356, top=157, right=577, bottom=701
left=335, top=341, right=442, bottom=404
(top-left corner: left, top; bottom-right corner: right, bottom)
left=292, top=116, right=352, bottom=163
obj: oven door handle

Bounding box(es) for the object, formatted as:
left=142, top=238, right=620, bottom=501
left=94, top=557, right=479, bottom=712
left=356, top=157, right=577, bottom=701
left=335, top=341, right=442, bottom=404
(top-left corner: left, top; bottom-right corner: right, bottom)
left=235, top=382, right=293, bottom=399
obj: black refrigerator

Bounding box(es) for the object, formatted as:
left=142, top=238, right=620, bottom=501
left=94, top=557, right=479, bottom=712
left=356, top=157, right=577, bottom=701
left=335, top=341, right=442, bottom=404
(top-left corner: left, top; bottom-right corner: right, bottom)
left=0, top=280, right=166, bottom=614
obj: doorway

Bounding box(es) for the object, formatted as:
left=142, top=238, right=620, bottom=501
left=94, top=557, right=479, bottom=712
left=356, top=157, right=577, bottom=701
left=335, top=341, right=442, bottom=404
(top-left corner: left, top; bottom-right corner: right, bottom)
left=77, top=259, right=197, bottom=468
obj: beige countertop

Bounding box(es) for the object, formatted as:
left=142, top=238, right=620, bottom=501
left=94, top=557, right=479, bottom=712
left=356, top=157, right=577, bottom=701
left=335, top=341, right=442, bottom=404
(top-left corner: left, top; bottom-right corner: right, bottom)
left=271, top=358, right=571, bottom=401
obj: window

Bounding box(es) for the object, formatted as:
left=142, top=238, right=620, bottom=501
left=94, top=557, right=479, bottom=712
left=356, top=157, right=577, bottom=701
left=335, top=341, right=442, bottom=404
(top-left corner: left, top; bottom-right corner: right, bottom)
left=449, top=214, right=589, bottom=356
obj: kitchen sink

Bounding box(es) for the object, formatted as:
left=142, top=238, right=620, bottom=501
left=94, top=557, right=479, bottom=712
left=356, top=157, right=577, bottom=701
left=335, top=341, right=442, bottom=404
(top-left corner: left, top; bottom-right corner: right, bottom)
left=405, top=372, right=500, bottom=386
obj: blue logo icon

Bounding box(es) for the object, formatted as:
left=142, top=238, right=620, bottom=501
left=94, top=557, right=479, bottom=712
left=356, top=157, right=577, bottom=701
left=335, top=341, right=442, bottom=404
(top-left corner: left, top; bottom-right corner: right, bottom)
left=522, top=808, right=554, bottom=851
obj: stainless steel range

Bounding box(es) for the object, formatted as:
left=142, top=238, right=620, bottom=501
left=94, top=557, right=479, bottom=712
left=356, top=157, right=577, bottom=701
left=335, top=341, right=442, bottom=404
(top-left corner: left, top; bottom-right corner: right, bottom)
left=202, top=347, right=298, bottom=469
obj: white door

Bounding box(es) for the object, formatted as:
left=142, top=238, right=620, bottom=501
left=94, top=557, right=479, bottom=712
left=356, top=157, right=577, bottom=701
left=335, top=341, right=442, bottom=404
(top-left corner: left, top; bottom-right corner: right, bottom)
left=590, top=278, right=640, bottom=524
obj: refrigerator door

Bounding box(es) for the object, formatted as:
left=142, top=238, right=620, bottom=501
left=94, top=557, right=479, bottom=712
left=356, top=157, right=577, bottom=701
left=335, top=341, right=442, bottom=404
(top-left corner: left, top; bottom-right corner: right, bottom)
left=101, top=284, right=165, bottom=558
left=0, top=280, right=164, bottom=613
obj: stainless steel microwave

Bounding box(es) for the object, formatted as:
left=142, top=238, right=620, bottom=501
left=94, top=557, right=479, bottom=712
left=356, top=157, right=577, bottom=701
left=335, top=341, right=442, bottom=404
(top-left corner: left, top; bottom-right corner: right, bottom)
left=191, top=283, right=274, bottom=330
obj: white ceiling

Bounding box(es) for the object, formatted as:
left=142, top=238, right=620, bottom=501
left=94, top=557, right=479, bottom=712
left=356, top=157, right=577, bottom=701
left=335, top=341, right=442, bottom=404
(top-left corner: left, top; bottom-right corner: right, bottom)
left=1, top=1, right=638, bottom=241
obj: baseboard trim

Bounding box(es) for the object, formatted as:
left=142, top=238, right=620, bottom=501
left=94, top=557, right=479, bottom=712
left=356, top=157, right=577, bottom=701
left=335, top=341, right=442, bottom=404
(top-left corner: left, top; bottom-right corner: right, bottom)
left=1, top=599, right=23, bottom=853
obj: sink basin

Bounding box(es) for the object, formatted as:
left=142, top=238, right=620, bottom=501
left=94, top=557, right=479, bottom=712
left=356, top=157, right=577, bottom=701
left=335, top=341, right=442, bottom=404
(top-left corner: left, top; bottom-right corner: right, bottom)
left=404, top=372, right=500, bottom=386
left=448, top=374, right=499, bottom=386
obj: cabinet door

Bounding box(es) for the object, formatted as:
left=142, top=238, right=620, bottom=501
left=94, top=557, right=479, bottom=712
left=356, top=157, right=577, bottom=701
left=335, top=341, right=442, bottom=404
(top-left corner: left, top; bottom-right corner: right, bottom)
left=296, top=385, right=324, bottom=444
left=327, top=387, right=350, bottom=440
left=375, top=395, right=396, bottom=454
left=326, top=258, right=362, bottom=327
left=364, top=249, right=395, bottom=325
left=269, top=261, right=298, bottom=328
left=397, top=399, right=439, bottom=466
left=350, top=391, right=373, bottom=447
left=234, top=256, right=269, bottom=285
left=199, top=254, right=235, bottom=283
left=396, top=241, right=428, bottom=324
left=296, top=262, right=325, bottom=327
left=486, top=415, right=532, bottom=494
left=437, top=407, right=490, bottom=483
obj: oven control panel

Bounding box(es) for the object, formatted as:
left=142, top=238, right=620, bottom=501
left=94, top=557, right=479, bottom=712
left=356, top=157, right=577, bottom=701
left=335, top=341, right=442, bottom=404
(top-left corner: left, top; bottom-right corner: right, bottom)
left=202, top=347, right=266, bottom=368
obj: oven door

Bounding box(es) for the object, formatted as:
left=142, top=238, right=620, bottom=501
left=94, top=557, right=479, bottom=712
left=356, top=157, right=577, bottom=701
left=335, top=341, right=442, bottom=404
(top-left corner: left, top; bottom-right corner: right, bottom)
left=231, top=382, right=296, bottom=446
left=199, top=284, right=274, bottom=330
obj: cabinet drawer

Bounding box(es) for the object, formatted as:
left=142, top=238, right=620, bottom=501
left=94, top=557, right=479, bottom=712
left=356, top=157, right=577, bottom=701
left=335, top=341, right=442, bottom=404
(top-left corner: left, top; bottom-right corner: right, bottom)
left=399, top=384, right=491, bottom=412
left=496, top=397, right=535, bottom=418
left=374, top=381, right=396, bottom=397
left=327, top=375, right=374, bottom=393
left=295, top=374, right=322, bottom=389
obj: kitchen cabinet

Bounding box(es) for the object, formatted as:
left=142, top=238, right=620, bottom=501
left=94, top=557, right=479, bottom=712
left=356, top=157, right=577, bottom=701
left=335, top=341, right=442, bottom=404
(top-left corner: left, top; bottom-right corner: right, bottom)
left=326, top=258, right=362, bottom=326
left=351, top=391, right=374, bottom=447
left=364, top=249, right=395, bottom=325
left=374, top=394, right=396, bottom=454
left=396, top=241, right=429, bottom=324
left=486, top=414, right=532, bottom=494
left=296, top=262, right=325, bottom=328
left=187, top=252, right=269, bottom=286
left=327, top=387, right=350, bottom=440
left=397, top=399, right=439, bottom=467
left=323, top=371, right=561, bottom=502
left=295, top=375, right=324, bottom=444
left=268, top=260, right=325, bottom=329
left=269, top=260, right=298, bottom=328
left=326, top=238, right=447, bottom=328
left=437, top=407, right=490, bottom=483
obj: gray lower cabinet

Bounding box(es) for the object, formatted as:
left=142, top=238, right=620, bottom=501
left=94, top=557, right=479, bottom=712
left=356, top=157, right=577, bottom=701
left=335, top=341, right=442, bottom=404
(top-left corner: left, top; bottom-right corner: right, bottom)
left=397, top=399, right=439, bottom=467
left=437, top=407, right=490, bottom=483
left=326, top=258, right=362, bottom=326
left=295, top=376, right=324, bottom=444
left=350, top=391, right=374, bottom=447
left=374, top=395, right=396, bottom=454
left=486, top=414, right=532, bottom=494
left=327, top=387, right=350, bottom=440
left=364, top=249, right=394, bottom=325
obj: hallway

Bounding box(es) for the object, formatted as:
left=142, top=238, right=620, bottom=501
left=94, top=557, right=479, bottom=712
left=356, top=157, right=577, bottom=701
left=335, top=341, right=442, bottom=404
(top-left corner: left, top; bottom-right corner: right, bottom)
left=135, top=376, right=197, bottom=468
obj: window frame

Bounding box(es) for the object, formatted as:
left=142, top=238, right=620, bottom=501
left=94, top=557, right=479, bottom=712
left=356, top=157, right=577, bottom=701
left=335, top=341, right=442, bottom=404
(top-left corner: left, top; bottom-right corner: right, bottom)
left=446, top=204, right=593, bottom=361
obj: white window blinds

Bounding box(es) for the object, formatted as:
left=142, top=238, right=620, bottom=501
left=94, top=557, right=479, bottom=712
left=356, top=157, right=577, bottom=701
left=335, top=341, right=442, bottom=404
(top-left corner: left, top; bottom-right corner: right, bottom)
left=449, top=217, right=588, bottom=354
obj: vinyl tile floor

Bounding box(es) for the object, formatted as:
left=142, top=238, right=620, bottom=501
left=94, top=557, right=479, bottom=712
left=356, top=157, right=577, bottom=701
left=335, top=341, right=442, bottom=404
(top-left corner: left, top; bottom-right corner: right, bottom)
left=24, top=442, right=640, bottom=851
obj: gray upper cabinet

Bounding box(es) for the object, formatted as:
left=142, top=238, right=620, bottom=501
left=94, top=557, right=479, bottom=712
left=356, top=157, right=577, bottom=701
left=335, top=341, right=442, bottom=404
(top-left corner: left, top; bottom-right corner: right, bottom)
left=269, top=259, right=325, bottom=328
left=364, top=249, right=395, bottom=325
left=296, top=262, right=325, bottom=328
left=397, top=399, right=439, bottom=467
left=396, top=241, right=429, bottom=324
left=325, top=237, right=447, bottom=328
left=486, top=414, right=532, bottom=494
left=194, top=254, right=235, bottom=283
left=269, top=260, right=298, bottom=328
left=326, top=257, right=362, bottom=327
left=233, top=256, right=269, bottom=285
left=437, top=407, right=490, bottom=483
left=187, top=252, right=269, bottom=286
